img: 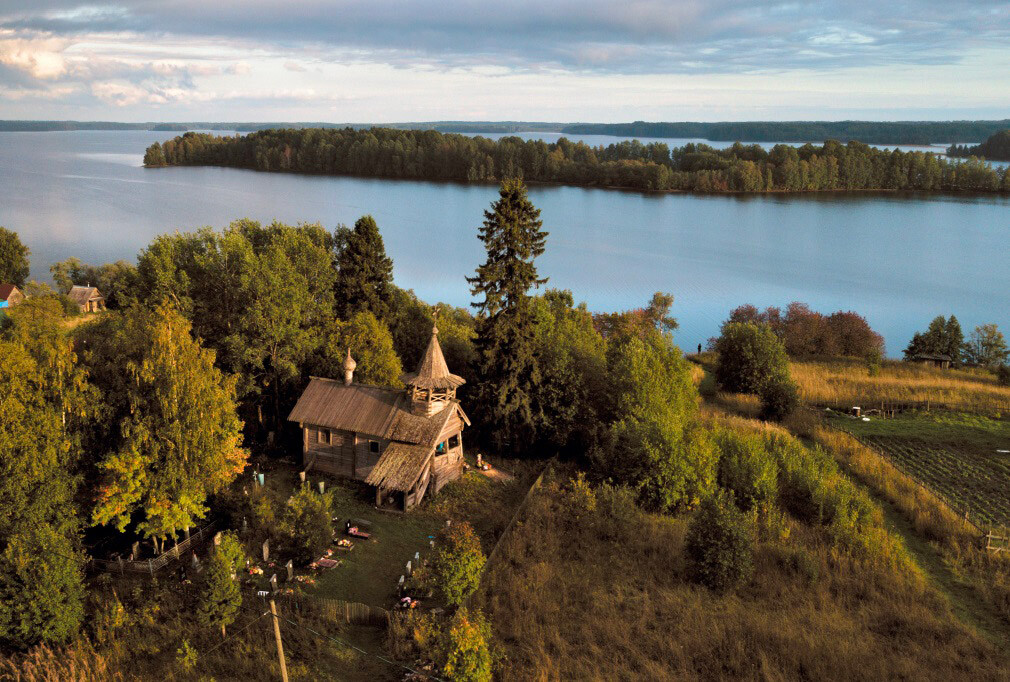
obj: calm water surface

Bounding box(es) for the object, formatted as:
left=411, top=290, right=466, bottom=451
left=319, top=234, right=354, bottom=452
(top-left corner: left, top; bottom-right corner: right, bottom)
left=1, top=130, right=1008, bottom=355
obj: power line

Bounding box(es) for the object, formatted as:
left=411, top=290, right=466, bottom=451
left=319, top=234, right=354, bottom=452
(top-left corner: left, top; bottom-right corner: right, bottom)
left=200, top=609, right=271, bottom=657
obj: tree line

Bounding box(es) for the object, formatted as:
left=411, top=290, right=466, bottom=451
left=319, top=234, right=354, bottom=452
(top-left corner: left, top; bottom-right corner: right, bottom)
left=144, top=128, right=1010, bottom=194
left=562, top=120, right=1010, bottom=145
left=947, top=129, right=1010, bottom=162
left=904, top=315, right=1009, bottom=372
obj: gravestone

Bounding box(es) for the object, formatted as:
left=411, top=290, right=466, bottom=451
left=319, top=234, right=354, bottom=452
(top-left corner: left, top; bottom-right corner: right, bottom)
left=299, top=471, right=306, bottom=486
left=258, top=473, right=265, bottom=487
left=131, top=541, right=140, bottom=560
left=318, top=481, right=325, bottom=495
left=242, top=517, right=248, bottom=532
left=269, top=573, right=278, bottom=593
left=406, top=560, right=412, bottom=575
left=286, top=560, right=294, bottom=582
left=213, top=531, right=222, bottom=547
left=262, top=539, right=270, bottom=562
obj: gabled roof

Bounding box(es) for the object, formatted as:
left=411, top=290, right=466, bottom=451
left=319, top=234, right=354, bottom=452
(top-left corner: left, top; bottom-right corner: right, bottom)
left=365, top=442, right=432, bottom=492
left=401, top=324, right=465, bottom=390
left=912, top=353, right=952, bottom=362
left=287, top=376, right=462, bottom=447
left=0, top=283, right=18, bottom=301
left=68, top=285, right=104, bottom=306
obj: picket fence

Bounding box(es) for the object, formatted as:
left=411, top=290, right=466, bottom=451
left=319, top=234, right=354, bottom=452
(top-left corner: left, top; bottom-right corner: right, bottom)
left=91, top=521, right=218, bottom=576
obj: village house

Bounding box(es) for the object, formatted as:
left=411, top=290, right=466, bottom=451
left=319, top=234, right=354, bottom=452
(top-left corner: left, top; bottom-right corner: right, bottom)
left=288, top=324, right=470, bottom=511
left=68, top=285, right=106, bottom=313
left=910, top=353, right=952, bottom=369
left=0, top=283, right=25, bottom=309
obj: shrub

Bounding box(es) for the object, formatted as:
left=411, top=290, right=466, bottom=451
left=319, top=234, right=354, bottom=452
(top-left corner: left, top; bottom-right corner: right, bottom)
left=715, top=430, right=778, bottom=512
left=282, top=487, right=333, bottom=565
left=431, top=522, right=486, bottom=607
left=438, top=607, right=493, bottom=682
left=685, top=492, right=755, bottom=593
left=758, top=376, right=799, bottom=422
left=713, top=321, right=790, bottom=394
left=996, top=363, right=1010, bottom=387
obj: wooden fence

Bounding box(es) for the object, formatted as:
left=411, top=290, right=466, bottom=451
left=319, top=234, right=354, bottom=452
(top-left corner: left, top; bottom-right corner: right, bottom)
left=273, top=593, right=389, bottom=627
left=818, top=398, right=1010, bottom=418
left=986, top=531, right=1009, bottom=554
left=90, top=521, right=218, bottom=576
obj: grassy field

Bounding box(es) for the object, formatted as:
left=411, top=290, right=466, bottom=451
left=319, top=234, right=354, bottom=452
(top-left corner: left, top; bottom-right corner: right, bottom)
left=828, top=411, right=1010, bottom=530
left=474, top=461, right=1009, bottom=681
left=792, top=357, right=1010, bottom=413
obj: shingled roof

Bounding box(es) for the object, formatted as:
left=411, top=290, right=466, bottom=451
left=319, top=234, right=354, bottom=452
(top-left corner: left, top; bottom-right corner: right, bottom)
left=67, top=285, right=103, bottom=307
left=287, top=377, right=461, bottom=447
left=365, top=442, right=432, bottom=492
left=401, top=324, right=466, bottom=390
left=0, top=283, right=17, bottom=301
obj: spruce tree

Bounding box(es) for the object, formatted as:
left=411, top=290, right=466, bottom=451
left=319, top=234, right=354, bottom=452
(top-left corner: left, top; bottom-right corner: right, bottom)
left=467, top=178, right=548, bottom=454
left=334, top=215, right=394, bottom=320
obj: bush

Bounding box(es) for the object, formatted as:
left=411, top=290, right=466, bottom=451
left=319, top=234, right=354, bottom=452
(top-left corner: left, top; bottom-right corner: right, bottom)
left=713, top=321, right=790, bottom=394
left=996, top=363, right=1010, bottom=387
left=438, top=607, right=493, bottom=682
left=758, top=376, right=799, bottom=422
left=715, top=430, right=778, bottom=512
left=431, top=522, right=486, bottom=607
left=283, top=487, right=333, bottom=565
left=685, top=492, right=755, bottom=593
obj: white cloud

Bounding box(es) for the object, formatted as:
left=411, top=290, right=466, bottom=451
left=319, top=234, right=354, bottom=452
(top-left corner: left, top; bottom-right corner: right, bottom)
left=283, top=60, right=306, bottom=72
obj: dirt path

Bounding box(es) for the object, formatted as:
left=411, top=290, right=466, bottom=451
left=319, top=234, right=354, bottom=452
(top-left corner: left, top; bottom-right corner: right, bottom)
left=477, top=467, right=514, bottom=483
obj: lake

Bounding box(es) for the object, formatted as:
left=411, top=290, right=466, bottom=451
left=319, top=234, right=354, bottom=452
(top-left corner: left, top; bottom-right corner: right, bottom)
left=1, top=129, right=1008, bottom=356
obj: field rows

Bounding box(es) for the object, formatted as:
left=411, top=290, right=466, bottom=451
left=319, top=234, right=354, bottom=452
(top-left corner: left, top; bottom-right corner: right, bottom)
left=858, top=435, right=1010, bottom=530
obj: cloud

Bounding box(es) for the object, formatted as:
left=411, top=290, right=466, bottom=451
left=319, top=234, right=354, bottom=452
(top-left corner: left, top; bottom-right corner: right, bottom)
left=225, top=61, right=250, bottom=75
left=283, top=60, right=306, bottom=72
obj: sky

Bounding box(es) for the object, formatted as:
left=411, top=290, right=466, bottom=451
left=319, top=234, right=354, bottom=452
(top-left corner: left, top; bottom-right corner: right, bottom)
left=1, top=1, right=1009, bottom=122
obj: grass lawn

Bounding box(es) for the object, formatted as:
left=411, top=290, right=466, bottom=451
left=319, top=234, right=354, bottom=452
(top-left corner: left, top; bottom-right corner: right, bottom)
left=829, top=411, right=1010, bottom=528
left=309, top=481, right=441, bottom=607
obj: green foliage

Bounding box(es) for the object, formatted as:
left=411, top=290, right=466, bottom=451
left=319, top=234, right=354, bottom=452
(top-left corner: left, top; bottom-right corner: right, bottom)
left=713, top=321, right=790, bottom=394
left=143, top=141, right=167, bottom=167
left=593, top=329, right=713, bottom=513
left=948, top=129, right=1010, bottom=161
left=282, top=487, right=333, bottom=565
left=431, top=522, right=486, bottom=607
left=86, top=304, right=247, bottom=542
left=715, top=430, right=778, bottom=512
left=317, top=310, right=403, bottom=387
left=963, top=323, right=1008, bottom=368
left=758, top=375, right=799, bottom=422
left=529, top=290, right=606, bottom=455
left=0, top=226, right=30, bottom=287
left=438, top=607, right=493, bottom=682
left=135, top=220, right=335, bottom=426
left=685, top=492, right=755, bottom=593
left=333, top=215, right=394, bottom=320
left=903, top=315, right=964, bottom=364
left=175, top=639, right=198, bottom=672
left=723, top=302, right=884, bottom=358
left=0, top=524, right=85, bottom=649
left=146, top=127, right=1010, bottom=194
left=468, top=179, right=548, bottom=453
left=198, top=540, right=242, bottom=637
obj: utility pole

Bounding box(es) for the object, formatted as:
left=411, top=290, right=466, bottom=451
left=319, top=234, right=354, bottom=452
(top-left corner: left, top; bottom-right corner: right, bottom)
left=269, top=598, right=289, bottom=682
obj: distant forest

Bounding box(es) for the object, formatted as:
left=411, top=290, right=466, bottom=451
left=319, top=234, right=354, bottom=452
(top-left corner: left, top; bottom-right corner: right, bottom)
left=947, top=130, right=1010, bottom=161
left=144, top=128, right=1010, bottom=194
left=5, top=118, right=1010, bottom=144
left=560, top=120, right=1010, bottom=145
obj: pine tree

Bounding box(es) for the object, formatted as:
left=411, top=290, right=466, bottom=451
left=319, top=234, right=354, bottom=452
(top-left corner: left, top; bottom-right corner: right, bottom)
left=467, top=178, right=548, bottom=454
left=334, top=215, right=394, bottom=320
left=198, top=534, right=243, bottom=638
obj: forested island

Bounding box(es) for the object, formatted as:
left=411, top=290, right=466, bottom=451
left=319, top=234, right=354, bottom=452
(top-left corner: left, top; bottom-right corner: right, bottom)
left=144, top=127, right=1010, bottom=193
left=947, top=129, right=1010, bottom=161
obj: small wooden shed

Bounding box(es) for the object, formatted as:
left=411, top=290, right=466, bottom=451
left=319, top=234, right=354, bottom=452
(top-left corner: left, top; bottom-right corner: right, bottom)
left=68, top=285, right=106, bottom=313
left=911, top=353, right=952, bottom=369
left=288, top=324, right=470, bottom=511
left=0, top=283, right=24, bottom=309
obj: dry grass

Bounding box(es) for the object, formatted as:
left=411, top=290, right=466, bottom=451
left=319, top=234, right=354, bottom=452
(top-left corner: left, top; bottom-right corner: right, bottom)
left=792, top=358, right=1010, bottom=413
left=474, top=472, right=1007, bottom=681
left=0, top=643, right=122, bottom=681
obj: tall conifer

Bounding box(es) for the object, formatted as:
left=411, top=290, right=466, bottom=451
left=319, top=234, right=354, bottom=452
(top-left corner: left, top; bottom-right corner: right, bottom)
left=334, top=215, right=394, bottom=320
left=467, top=178, right=548, bottom=454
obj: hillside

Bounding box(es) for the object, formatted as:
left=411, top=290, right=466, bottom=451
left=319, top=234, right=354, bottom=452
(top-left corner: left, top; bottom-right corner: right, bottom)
left=948, top=130, right=1010, bottom=161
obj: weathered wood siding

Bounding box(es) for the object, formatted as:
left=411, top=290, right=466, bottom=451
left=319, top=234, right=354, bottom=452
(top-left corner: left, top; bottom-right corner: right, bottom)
left=303, top=425, right=385, bottom=481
